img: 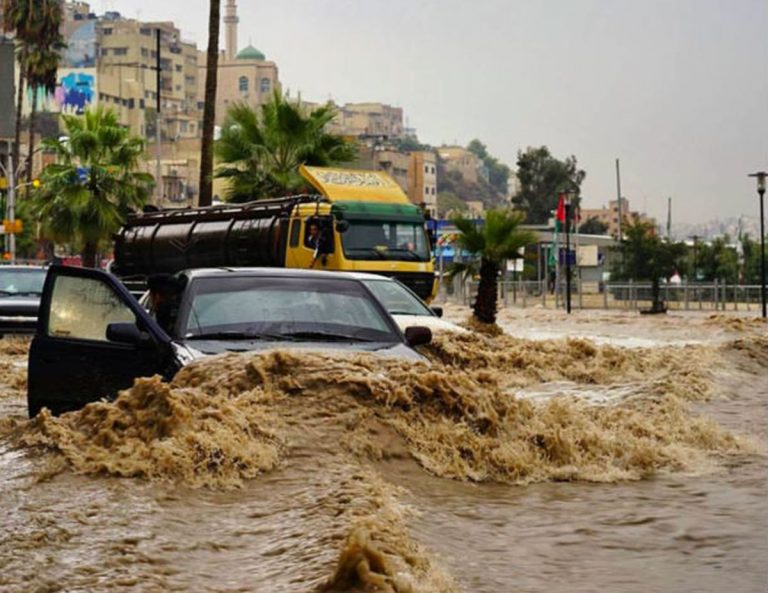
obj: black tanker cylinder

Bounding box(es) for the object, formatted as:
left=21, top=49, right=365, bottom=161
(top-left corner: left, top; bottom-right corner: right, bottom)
left=112, top=198, right=306, bottom=277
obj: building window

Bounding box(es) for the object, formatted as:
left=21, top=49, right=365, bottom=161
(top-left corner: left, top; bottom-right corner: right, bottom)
left=260, top=77, right=271, bottom=93
left=113, top=47, right=127, bottom=56
left=141, top=48, right=148, bottom=57
left=424, top=165, right=429, bottom=173
left=239, top=76, right=249, bottom=93
left=140, top=27, right=151, bottom=36
left=175, top=64, right=182, bottom=72
left=430, top=166, right=435, bottom=174
left=102, top=27, right=113, bottom=35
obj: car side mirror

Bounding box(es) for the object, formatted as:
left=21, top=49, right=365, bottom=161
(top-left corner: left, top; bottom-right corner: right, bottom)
left=430, top=306, right=443, bottom=318
left=335, top=220, right=350, bottom=233
left=106, top=322, right=151, bottom=346
left=405, top=326, right=432, bottom=347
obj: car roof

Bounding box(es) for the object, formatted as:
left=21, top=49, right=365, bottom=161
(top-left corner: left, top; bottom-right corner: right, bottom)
left=179, top=267, right=398, bottom=282
left=0, top=265, right=47, bottom=271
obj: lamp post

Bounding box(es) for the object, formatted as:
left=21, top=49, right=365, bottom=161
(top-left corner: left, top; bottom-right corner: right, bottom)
left=748, top=171, right=767, bottom=318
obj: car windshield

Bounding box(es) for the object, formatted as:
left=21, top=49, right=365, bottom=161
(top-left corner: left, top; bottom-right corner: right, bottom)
left=0, top=268, right=46, bottom=296
left=180, top=276, right=399, bottom=343
left=341, top=221, right=431, bottom=262
left=361, top=279, right=433, bottom=317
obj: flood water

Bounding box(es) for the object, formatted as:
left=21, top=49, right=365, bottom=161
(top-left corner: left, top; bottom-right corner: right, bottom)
left=0, top=310, right=766, bottom=593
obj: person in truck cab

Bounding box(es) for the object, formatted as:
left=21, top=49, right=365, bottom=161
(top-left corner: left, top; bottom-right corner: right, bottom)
left=147, top=274, right=184, bottom=334
left=305, top=221, right=320, bottom=249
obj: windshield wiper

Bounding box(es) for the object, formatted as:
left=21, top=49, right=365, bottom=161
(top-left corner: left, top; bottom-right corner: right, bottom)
left=185, top=331, right=287, bottom=341
left=279, top=330, right=375, bottom=342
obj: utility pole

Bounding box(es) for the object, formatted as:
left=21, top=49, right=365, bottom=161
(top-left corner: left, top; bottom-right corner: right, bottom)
left=5, top=140, right=16, bottom=262
left=155, top=28, right=162, bottom=202
left=667, top=196, right=672, bottom=241
left=615, top=158, right=622, bottom=240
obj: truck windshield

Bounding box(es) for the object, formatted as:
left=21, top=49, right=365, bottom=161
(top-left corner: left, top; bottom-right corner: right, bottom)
left=341, top=221, right=430, bottom=262
left=181, top=276, right=399, bottom=343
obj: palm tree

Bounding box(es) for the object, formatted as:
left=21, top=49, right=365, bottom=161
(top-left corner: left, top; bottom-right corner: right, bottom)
left=25, top=37, right=64, bottom=189
left=198, top=0, right=220, bottom=207
left=447, top=209, right=536, bottom=325
left=215, top=93, right=357, bottom=201
left=31, top=107, right=154, bottom=267
left=1, top=0, right=62, bottom=178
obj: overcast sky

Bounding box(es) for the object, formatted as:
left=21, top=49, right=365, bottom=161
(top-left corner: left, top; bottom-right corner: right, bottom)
left=106, top=0, right=767, bottom=223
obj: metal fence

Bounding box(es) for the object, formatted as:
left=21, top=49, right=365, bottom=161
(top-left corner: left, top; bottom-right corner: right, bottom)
left=439, top=278, right=766, bottom=312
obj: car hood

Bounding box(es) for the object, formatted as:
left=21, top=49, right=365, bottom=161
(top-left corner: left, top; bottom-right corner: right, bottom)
left=171, top=339, right=427, bottom=366
left=391, top=314, right=468, bottom=334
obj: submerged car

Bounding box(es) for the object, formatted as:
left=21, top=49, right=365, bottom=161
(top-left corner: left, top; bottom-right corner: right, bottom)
left=359, top=276, right=466, bottom=334
left=27, top=266, right=432, bottom=417
left=0, top=265, right=47, bottom=336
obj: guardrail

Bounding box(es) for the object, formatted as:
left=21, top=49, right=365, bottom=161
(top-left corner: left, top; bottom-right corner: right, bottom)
left=438, top=278, right=766, bottom=312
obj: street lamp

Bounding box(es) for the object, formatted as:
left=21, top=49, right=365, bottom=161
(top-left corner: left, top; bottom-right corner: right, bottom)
left=748, top=171, right=767, bottom=318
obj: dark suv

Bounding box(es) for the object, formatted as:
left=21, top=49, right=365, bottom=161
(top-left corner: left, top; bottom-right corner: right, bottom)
left=0, top=265, right=47, bottom=335
left=27, top=265, right=431, bottom=417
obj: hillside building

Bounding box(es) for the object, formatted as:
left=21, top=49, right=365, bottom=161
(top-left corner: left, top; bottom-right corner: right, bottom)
left=437, top=145, right=488, bottom=185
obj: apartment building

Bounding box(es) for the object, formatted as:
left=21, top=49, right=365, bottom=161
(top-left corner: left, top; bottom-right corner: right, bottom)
left=408, top=151, right=437, bottom=217
left=581, top=198, right=656, bottom=237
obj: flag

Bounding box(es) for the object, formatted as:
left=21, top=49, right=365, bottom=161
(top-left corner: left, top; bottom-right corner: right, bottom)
left=549, top=193, right=567, bottom=266
left=555, top=193, right=566, bottom=224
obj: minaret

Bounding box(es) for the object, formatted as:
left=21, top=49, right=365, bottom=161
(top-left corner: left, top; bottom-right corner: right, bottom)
left=224, top=0, right=239, bottom=61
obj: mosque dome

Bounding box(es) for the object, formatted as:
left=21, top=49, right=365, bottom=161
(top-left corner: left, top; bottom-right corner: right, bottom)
left=236, top=45, right=265, bottom=61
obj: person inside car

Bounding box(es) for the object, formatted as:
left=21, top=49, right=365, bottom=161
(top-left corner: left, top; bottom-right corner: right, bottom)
left=147, top=274, right=184, bottom=335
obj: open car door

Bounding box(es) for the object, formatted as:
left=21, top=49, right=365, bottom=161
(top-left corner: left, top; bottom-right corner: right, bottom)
left=27, top=265, right=176, bottom=417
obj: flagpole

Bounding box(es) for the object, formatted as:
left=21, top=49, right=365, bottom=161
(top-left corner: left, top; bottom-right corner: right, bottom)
left=565, top=195, right=572, bottom=314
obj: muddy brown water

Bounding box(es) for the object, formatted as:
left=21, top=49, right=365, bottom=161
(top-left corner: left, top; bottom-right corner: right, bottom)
left=0, top=315, right=766, bottom=593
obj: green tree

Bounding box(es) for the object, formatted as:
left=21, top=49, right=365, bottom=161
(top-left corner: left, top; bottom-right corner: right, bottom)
left=30, top=107, right=154, bottom=267
left=739, top=233, right=766, bottom=285
left=2, top=0, right=63, bottom=175
left=512, top=146, right=585, bottom=224
left=215, top=94, right=357, bottom=201
left=198, top=0, right=220, bottom=207
left=611, top=217, right=687, bottom=312
left=447, top=208, right=536, bottom=324
left=696, top=236, right=739, bottom=283
left=579, top=216, right=609, bottom=235
left=467, top=138, right=511, bottom=196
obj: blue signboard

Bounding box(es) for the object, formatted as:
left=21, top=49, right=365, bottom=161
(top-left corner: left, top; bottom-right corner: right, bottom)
left=558, top=248, right=576, bottom=266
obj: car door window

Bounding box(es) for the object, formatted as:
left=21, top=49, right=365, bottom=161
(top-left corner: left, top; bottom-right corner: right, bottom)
left=48, top=275, right=136, bottom=341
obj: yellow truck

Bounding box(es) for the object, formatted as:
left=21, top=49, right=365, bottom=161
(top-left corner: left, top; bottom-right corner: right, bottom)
left=113, top=166, right=437, bottom=300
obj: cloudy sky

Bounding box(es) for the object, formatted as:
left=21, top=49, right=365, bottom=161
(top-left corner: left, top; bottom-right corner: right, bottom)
left=106, top=0, right=766, bottom=223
